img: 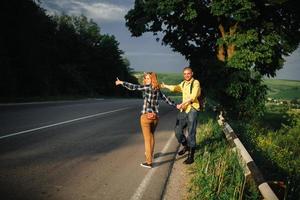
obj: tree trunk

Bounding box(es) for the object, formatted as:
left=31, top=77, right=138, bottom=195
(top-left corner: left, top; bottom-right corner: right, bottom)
left=227, top=23, right=238, bottom=59
left=218, top=24, right=226, bottom=61
left=217, top=23, right=238, bottom=61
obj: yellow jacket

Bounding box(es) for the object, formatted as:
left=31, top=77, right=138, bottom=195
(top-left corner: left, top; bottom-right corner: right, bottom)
left=164, top=78, right=201, bottom=113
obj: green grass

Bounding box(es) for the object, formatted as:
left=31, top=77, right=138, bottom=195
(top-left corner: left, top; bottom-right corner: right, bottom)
left=264, top=79, right=300, bottom=100
left=188, top=111, right=260, bottom=200
left=259, top=104, right=291, bottom=131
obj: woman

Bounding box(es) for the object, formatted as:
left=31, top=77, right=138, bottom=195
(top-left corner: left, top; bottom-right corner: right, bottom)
left=115, top=72, right=177, bottom=169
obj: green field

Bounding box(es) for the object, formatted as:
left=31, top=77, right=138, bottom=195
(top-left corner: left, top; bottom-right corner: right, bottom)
left=133, top=72, right=182, bottom=85
left=263, top=79, right=300, bottom=100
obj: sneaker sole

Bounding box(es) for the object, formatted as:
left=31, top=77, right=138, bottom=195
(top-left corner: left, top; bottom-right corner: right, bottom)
left=140, top=163, right=152, bottom=169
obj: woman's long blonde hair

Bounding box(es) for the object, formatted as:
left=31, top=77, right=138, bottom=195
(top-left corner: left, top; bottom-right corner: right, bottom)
left=143, top=72, right=160, bottom=90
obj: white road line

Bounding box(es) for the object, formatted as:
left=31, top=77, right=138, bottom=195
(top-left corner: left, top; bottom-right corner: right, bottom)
left=130, top=134, right=175, bottom=200
left=0, top=98, right=104, bottom=106
left=0, top=107, right=129, bottom=140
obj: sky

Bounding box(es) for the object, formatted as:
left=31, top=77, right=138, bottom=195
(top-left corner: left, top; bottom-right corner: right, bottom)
left=276, top=49, right=300, bottom=81
left=40, top=0, right=300, bottom=80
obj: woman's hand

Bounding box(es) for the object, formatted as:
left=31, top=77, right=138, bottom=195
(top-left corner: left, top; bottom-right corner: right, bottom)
left=115, top=77, right=123, bottom=86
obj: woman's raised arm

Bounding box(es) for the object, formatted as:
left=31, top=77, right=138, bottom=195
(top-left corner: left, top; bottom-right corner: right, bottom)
left=115, top=77, right=148, bottom=91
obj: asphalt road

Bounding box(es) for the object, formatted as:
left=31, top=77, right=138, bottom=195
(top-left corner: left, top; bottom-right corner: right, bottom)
left=0, top=99, right=179, bottom=200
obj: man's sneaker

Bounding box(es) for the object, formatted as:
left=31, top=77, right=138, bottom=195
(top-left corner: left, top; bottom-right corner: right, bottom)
left=140, top=162, right=152, bottom=169
left=183, top=156, right=194, bottom=164
left=178, top=146, right=189, bottom=156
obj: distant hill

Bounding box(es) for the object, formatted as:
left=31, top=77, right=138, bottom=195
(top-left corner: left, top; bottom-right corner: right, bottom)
left=264, top=79, right=300, bottom=100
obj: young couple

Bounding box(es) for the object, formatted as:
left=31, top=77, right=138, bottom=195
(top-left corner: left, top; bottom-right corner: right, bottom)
left=115, top=67, right=201, bottom=169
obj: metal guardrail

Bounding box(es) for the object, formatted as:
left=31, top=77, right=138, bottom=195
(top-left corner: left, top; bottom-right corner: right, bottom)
left=217, top=112, right=279, bottom=200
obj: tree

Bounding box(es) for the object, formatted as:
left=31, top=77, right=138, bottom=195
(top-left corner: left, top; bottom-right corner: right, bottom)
left=0, top=0, right=138, bottom=101
left=125, top=0, right=300, bottom=119
left=1, top=0, right=58, bottom=98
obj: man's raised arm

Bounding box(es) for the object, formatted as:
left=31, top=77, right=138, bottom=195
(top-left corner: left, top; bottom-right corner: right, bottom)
left=161, top=82, right=182, bottom=93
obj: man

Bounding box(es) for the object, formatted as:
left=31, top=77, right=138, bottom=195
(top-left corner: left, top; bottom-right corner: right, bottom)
left=161, top=67, right=201, bottom=164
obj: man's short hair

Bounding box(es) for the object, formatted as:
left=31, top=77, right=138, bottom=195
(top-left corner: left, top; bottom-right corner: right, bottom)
left=183, top=66, right=193, bottom=72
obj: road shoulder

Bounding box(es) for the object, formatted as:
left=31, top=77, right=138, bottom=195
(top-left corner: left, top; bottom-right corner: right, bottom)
left=162, top=153, right=192, bottom=200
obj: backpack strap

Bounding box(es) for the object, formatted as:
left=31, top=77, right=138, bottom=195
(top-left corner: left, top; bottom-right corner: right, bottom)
left=190, top=80, right=195, bottom=94
left=181, top=80, right=194, bottom=94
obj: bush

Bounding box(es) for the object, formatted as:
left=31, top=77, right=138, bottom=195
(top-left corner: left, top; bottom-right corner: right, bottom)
left=233, top=108, right=300, bottom=199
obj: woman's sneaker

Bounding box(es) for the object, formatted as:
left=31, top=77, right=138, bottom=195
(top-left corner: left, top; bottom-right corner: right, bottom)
left=140, top=162, right=152, bottom=169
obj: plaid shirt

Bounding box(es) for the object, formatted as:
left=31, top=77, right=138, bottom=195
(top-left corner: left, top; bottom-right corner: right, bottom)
left=122, top=82, right=176, bottom=114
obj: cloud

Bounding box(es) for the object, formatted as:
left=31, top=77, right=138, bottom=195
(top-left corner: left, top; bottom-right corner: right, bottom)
left=41, top=0, right=128, bottom=22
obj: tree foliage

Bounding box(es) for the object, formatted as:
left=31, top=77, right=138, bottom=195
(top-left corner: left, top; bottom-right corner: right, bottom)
left=125, top=0, right=300, bottom=119
left=0, top=0, right=137, bottom=101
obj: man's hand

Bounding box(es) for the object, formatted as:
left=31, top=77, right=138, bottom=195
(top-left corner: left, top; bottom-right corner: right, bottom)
left=176, top=104, right=183, bottom=110
left=115, top=77, right=123, bottom=86
left=177, top=99, right=192, bottom=110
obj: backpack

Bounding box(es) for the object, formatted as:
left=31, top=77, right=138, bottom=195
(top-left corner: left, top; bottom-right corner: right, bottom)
left=182, top=80, right=205, bottom=111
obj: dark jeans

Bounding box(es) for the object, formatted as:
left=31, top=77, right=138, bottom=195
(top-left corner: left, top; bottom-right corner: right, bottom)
left=175, top=108, right=198, bottom=148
